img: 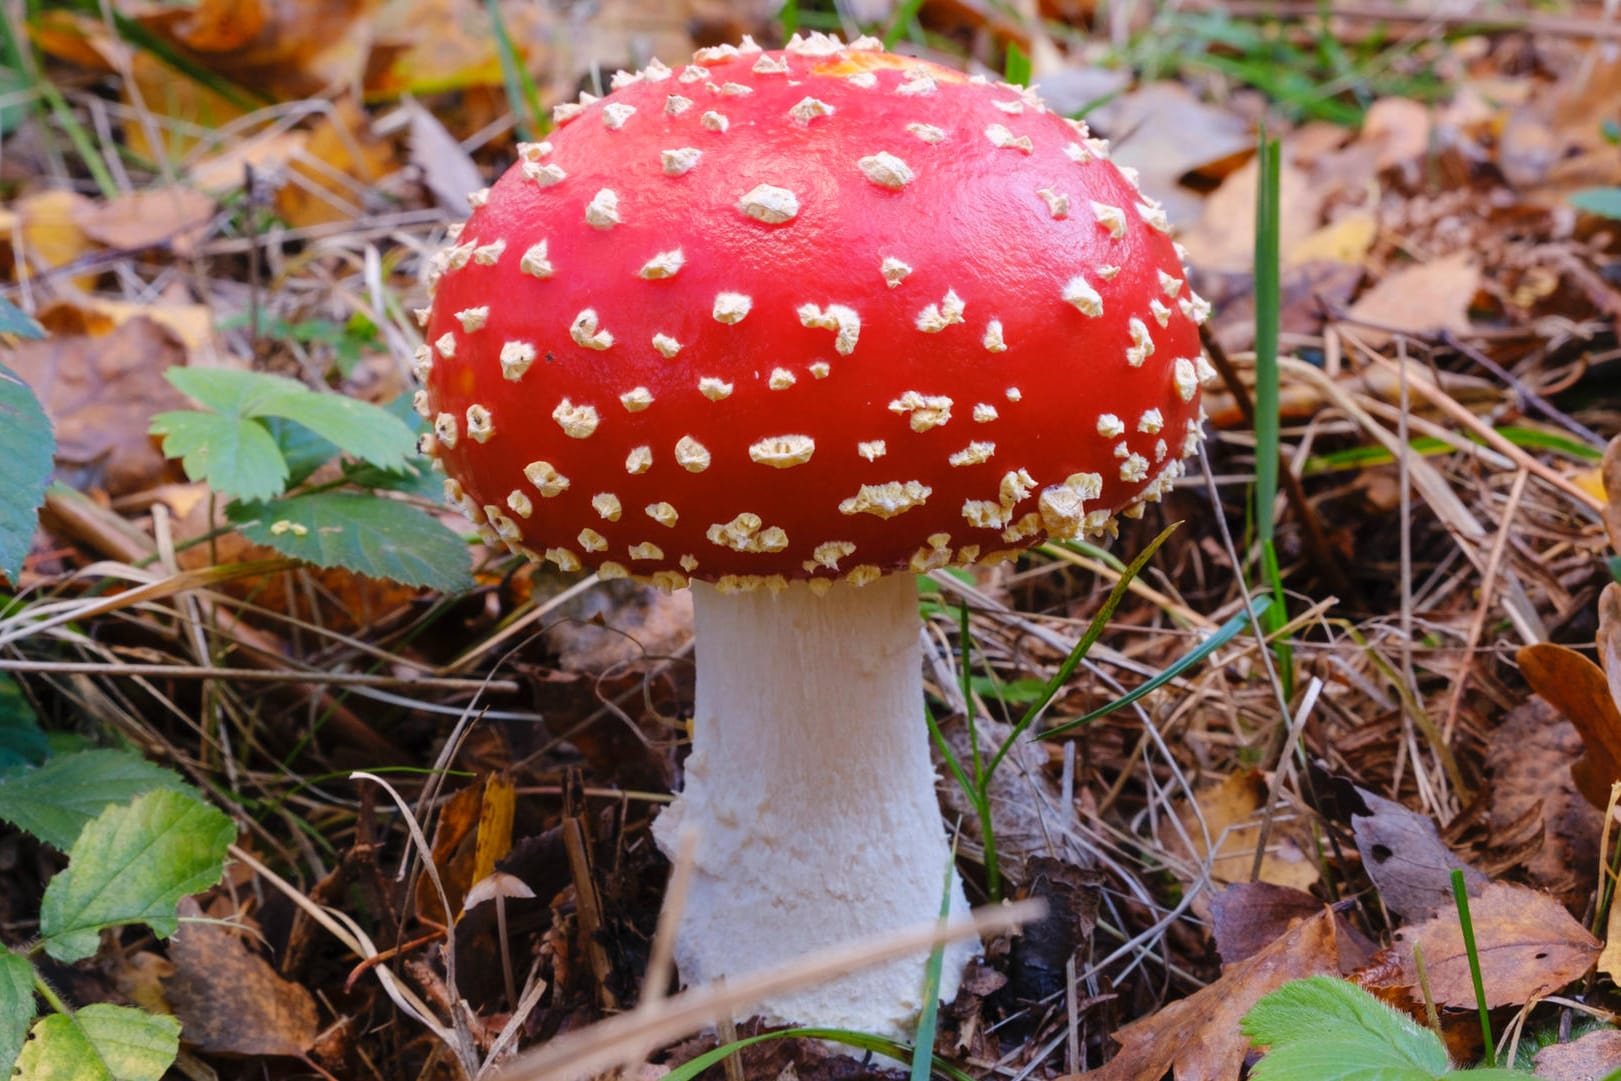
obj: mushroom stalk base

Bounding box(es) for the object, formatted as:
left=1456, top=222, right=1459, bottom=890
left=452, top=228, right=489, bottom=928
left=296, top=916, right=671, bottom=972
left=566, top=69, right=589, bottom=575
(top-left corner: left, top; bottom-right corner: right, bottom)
left=652, top=575, right=976, bottom=1037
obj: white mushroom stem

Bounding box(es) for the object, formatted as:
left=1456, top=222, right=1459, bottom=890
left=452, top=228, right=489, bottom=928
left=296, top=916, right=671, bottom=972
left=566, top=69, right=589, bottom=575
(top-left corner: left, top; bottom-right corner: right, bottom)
left=651, top=573, right=977, bottom=1036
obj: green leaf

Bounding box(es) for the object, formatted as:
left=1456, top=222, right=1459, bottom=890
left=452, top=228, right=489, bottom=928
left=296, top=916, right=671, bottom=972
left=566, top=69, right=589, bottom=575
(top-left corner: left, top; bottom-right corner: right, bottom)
left=0, top=675, right=48, bottom=769
left=246, top=388, right=413, bottom=473
left=148, top=410, right=287, bottom=502
left=1438, top=1072, right=1537, bottom=1080
left=39, top=788, right=234, bottom=962
left=161, top=366, right=287, bottom=416
left=0, top=296, right=44, bottom=339
left=164, top=368, right=412, bottom=472
left=14, top=1004, right=180, bottom=1081
left=0, top=361, right=55, bottom=585
left=1570, top=187, right=1621, bottom=219
left=262, top=415, right=339, bottom=487
left=1244, top=977, right=1450, bottom=1081
left=0, top=949, right=35, bottom=1074
left=0, top=749, right=195, bottom=851
left=227, top=491, right=473, bottom=592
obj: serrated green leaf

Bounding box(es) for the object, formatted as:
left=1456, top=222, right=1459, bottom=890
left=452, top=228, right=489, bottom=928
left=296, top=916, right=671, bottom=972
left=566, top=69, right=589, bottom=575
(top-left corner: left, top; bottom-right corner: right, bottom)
left=1244, top=977, right=1450, bottom=1079
left=39, top=788, right=233, bottom=962
left=0, top=297, right=44, bottom=339
left=162, top=367, right=288, bottom=416
left=148, top=410, right=287, bottom=502
left=1438, top=1072, right=1536, bottom=1080
left=1570, top=187, right=1621, bottom=219
left=0, top=750, right=196, bottom=852
left=262, top=415, right=339, bottom=487
left=0, top=362, right=55, bottom=585
left=14, top=1004, right=179, bottom=1081
left=162, top=368, right=413, bottom=478
left=249, top=389, right=413, bottom=473
left=0, top=949, right=35, bottom=1075
left=228, top=491, right=473, bottom=592
left=1249, top=1039, right=1443, bottom=1081
left=0, top=675, right=48, bottom=769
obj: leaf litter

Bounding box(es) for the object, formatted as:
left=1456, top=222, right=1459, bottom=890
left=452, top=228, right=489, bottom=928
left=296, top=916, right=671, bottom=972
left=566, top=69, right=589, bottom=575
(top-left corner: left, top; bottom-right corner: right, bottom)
left=1, top=2, right=1621, bottom=1080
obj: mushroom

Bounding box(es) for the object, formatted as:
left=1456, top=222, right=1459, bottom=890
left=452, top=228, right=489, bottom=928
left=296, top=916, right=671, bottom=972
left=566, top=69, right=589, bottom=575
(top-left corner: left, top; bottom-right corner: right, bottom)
left=416, top=33, right=1212, bottom=1037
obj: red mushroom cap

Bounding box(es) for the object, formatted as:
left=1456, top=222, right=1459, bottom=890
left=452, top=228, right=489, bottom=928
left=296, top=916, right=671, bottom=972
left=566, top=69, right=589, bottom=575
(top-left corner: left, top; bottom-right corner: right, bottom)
left=418, top=33, right=1214, bottom=592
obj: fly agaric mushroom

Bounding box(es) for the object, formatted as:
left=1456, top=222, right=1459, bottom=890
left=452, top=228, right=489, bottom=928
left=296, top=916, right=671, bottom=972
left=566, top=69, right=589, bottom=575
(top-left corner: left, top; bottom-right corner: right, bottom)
left=416, top=33, right=1213, bottom=1036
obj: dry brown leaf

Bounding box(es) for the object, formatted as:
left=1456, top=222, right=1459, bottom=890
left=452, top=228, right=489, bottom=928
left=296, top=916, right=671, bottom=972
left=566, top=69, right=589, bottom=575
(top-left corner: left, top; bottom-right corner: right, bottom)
left=1286, top=213, right=1376, bottom=267
left=273, top=96, right=396, bottom=228
left=1485, top=698, right=1603, bottom=904
left=1180, top=151, right=1322, bottom=274
left=1351, top=789, right=1486, bottom=922
left=123, top=0, right=373, bottom=99
left=1603, top=434, right=1621, bottom=553
left=6, top=189, right=97, bottom=288
left=165, top=898, right=318, bottom=1058
left=1517, top=642, right=1621, bottom=810
left=1385, top=883, right=1600, bottom=1010
left=74, top=187, right=216, bottom=255
left=1361, top=97, right=1433, bottom=172
left=1599, top=887, right=1621, bottom=988
left=1343, top=251, right=1481, bottom=347
left=1173, top=769, right=1320, bottom=892
left=405, top=98, right=486, bottom=214
left=1532, top=1027, right=1621, bottom=1081
left=1089, top=81, right=1253, bottom=226
left=1068, top=908, right=1340, bottom=1081
left=416, top=777, right=485, bottom=923
left=5, top=314, right=189, bottom=497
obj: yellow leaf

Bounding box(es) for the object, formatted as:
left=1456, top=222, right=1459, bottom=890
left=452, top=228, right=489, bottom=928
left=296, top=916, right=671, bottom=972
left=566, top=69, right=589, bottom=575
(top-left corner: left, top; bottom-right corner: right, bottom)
left=1286, top=213, right=1376, bottom=267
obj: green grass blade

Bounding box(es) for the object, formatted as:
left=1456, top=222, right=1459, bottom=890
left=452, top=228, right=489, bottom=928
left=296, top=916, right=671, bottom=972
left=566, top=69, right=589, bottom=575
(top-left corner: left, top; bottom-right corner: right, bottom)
left=1042, top=593, right=1273, bottom=739
left=1450, top=869, right=1494, bottom=1067
left=1252, top=129, right=1293, bottom=697
left=986, top=523, right=1179, bottom=778
left=1004, top=42, right=1031, bottom=86
left=881, top=0, right=929, bottom=48
left=909, top=854, right=957, bottom=1081
left=1253, top=129, right=1281, bottom=547
left=485, top=0, right=546, bottom=141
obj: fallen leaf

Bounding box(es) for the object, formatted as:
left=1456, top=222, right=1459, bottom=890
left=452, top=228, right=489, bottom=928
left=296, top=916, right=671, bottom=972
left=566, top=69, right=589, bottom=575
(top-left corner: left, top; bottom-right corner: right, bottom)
left=1604, top=434, right=1621, bottom=553
left=4, top=314, right=190, bottom=496
left=74, top=187, right=216, bottom=255
left=8, top=189, right=97, bottom=288
left=1600, top=888, right=1621, bottom=988
left=405, top=98, right=485, bottom=215
left=164, top=897, right=319, bottom=1057
left=1532, top=1027, right=1621, bottom=1081
left=1172, top=769, right=1320, bottom=892
left=1517, top=641, right=1621, bottom=810
left=1211, top=882, right=1323, bottom=965
left=1351, top=789, right=1487, bottom=921
left=1006, top=858, right=1100, bottom=1005
left=1361, top=97, right=1434, bottom=172
left=1384, top=883, right=1600, bottom=1009
left=1180, top=150, right=1323, bottom=274
left=273, top=96, right=396, bottom=229
left=1068, top=908, right=1341, bottom=1081
left=1286, top=213, right=1377, bottom=267
left=1089, top=81, right=1253, bottom=225
left=1485, top=697, right=1603, bottom=904
left=416, top=777, right=486, bottom=923
left=1343, top=251, right=1481, bottom=347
